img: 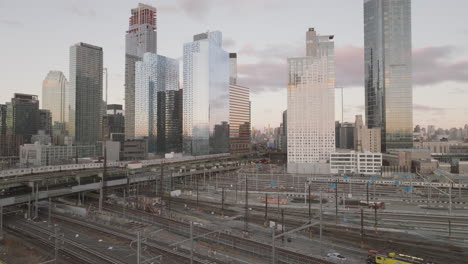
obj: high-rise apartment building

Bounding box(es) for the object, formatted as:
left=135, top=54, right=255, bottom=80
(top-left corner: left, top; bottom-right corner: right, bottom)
left=42, top=71, right=68, bottom=125
left=135, top=53, right=179, bottom=153
left=364, top=0, right=412, bottom=151
left=354, top=115, right=381, bottom=153
left=69, top=42, right=103, bottom=145
left=183, top=31, right=230, bottom=156
left=125, top=3, right=157, bottom=140
left=287, top=28, right=335, bottom=174
left=229, top=84, right=250, bottom=153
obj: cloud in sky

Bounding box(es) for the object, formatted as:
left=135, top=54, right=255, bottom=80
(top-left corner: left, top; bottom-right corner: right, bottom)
left=413, top=104, right=446, bottom=115
left=0, top=19, right=23, bottom=27
left=238, top=44, right=468, bottom=93
left=157, top=0, right=213, bottom=20
left=66, top=5, right=96, bottom=18
left=413, top=46, right=468, bottom=85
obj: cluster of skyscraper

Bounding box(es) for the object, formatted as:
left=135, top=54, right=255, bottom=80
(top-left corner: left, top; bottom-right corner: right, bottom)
left=124, top=4, right=251, bottom=156
left=287, top=0, right=413, bottom=173
left=1, top=3, right=251, bottom=168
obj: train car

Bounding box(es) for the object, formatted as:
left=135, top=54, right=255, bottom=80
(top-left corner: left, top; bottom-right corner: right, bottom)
left=367, top=250, right=433, bottom=264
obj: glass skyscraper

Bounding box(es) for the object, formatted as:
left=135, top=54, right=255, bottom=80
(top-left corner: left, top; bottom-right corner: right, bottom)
left=134, top=53, right=179, bottom=153
left=183, top=31, right=230, bottom=156
left=364, top=0, right=412, bottom=151
left=157, top=89, right=183, bottom=154
left=69, top=42, right=103, bottom=145
left=287, top=28, right=335, bottom=174
left=125, top=3, right=157, bottom=140
left=42, top=71, right=68, bottom=125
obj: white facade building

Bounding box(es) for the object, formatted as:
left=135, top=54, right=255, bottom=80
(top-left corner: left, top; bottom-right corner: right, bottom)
left=287, top=28, right=335, bottom=174
left=330, top=151, right=382, bottom=175
left=20, top=143, right=100, bottom=167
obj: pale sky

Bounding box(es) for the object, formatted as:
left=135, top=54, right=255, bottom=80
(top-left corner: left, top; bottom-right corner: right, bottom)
left=1, top=0, right=467, bottom=131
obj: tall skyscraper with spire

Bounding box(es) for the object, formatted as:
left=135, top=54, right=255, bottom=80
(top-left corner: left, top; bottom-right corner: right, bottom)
left=125, top=3, right=157, bottom=140
left=287, top=28, right=335, bottom=174
left=364, top=0, right=412, bottom=151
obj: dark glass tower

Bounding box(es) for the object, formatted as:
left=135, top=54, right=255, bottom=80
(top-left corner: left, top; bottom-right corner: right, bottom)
left=364, top=0, right=413, bottom=151
left=157, top=90, right=182, bottom=154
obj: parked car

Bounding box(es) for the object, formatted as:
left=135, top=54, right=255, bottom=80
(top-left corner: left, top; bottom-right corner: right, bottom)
left=327, top=252, right=346, bottom=261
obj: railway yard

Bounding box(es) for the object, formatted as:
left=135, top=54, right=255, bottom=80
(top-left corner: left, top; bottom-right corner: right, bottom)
left=0, top=156, right=467, bottom=263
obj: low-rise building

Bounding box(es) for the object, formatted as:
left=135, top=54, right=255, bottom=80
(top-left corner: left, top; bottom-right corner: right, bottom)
left=439, top=162, right=452, bottom=173
left=19, top=142, right=100, bottom=167
left=122, top=139, right=147, bottom=161
left=414, top=141, right=449, bottom=153
left=413, top=159, right=439, bottom=176
left=383, top=149, right=431, bottom=168
left=459, top=161, right=468, bottom=174
left=330, top=151, right=382, bottom=175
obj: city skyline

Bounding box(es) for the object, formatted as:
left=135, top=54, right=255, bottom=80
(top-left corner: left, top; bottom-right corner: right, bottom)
left=1, top=0, right=467, bottom=130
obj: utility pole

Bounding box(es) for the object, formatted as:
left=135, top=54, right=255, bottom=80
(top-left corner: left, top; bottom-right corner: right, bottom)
left=319, top=190, right=323, bottom=256
left=335, top=180, right=338, bottom=224
left=54, top=228, right=59, bottom=264
left=160, top=161, right=164, bottom=205
left=271, top=228, right=276, bottom=264
left=374, top=206, right=378, bottom=227
left=34, top=183, right=39, bottom=219
left=308, top=183, right=311, bottom=223
left=221, top=187, right=225, bottom=216
left=244, top=176, right=249, bottom=234
left=99, top=178, right=103, bottom=212
left=366, top=183, right=369, bottom=205
left=0, top=206, right=3, bottom=240
left=196, top=176, right=199, bottom=209
left=265, top=193, right=268, bottom=226
left=448, top=219, right=452, bottom=239
left=449, top=183, right=453, bottom=216
left=190, top=221, right=194, bottom=264
left=137, top=231, right=141, bottom=264
left=281, top=209, right=284, bottom=243
left=123, top=189, right=126, bottom=218
left=360, top=208, right=364, bottom=248
left=48, top=198, right=52, bottom=227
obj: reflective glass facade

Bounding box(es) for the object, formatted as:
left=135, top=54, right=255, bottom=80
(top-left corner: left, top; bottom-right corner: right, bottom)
left=135, top=53, right=179, bottom=153
left=157, top=90, right=183, bottom=154
left=183, top=31, right=230, bottom=156
left=287, top=28, right=335, bottom=174
left=42, top=71, right=68, bottom=125
left=125, top=4, right=157, bottom=140
left=69, top=42, right=103, bottom=145
left=364, top=0, right=412, bottom=151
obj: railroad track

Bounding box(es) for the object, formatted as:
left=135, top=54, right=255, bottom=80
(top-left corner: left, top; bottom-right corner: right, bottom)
left=103, top=204, right=333, bottom=264
left=50, top=212, right=220, bottom=264
left=6, top=218, right=125, bottom=264
left=168, top=196, right=468, bottom=263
